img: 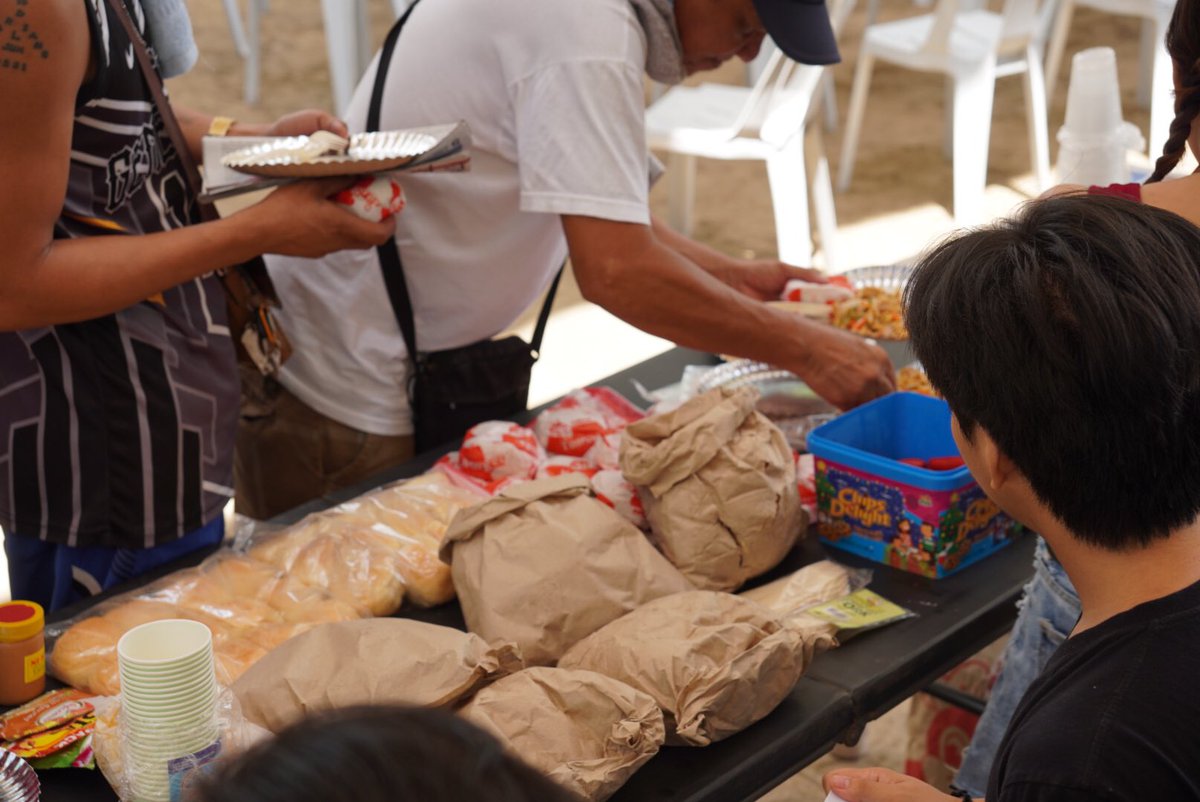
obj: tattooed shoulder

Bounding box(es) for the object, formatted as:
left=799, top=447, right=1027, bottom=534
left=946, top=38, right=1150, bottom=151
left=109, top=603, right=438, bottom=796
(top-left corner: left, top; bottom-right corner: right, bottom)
left=0, top=0, right=51, bottom=75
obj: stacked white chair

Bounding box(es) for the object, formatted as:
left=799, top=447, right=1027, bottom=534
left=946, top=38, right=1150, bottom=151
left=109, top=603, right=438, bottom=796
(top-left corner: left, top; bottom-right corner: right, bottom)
left=838, top=0, right=1052, bottom=224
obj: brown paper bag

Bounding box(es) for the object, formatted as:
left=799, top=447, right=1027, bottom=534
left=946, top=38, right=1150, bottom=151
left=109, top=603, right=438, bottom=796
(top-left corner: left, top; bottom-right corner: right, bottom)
left=620, top=386, right=805, bottom=592
left=460, top=667, right=665, bottom=802
left=558, top=591, right=808, bottom=746
left=440, top=474, right=693, bottom=666
left=231, top=619, right=523, bottom=733
left=739, top=560, right=856, bottom=656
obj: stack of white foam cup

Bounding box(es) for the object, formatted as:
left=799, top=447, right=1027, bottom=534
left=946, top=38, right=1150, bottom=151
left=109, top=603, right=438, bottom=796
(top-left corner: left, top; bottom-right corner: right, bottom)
left=1056, top=47, right=1146, bottom=186
left=117, top=619, right=220, bottom=802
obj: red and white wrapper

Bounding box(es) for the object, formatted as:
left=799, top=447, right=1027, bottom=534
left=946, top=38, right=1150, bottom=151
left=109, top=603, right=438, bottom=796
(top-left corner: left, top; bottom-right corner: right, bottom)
left=582, top=431, right=623, bottom=471
left=456, top=421, right=544, bottom=484
left=591, top=469, right=647, bottom=530
left=795, top=452, right=817, bottom=520
left=331, top=176, right=406, bottom=222
left=782, top=279, right=854, bottom=305
left=532, top=388, right=644, bottom=458
left=434, top=453, right=522, bottom=496
left=536, top=455, right=598, bottom=480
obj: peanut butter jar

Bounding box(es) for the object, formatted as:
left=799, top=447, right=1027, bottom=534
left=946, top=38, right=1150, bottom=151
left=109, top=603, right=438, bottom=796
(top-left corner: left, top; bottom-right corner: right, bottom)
left=0, top=601, right=45, bottom=706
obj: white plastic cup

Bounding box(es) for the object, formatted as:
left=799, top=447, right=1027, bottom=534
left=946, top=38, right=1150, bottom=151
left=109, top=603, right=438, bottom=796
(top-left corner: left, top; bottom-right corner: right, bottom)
left=117, top=619, right=212, bottom=667
left=1062, top=47, right=1124, bottom=139
left=1056, top=121, right=1146, bottom=185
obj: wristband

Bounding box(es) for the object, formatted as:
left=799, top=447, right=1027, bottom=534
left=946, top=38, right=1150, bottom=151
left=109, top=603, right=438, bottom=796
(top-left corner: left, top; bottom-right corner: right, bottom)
left=949, top=790, right=975, bottom=801
left=207, top=116, right=237, bottom=137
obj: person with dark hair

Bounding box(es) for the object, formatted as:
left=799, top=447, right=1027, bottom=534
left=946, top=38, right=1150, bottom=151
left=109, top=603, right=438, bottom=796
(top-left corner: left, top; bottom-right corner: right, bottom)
left=824, top=194, right=1200, bottom=802
left=949, top=1, right=1200, bottom=791
left=190, top=705, right=582, bottom=802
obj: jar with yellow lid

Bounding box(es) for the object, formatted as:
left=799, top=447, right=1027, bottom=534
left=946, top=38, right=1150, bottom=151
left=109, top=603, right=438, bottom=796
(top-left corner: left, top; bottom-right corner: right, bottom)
left=0, top=601, right=45, bottom=706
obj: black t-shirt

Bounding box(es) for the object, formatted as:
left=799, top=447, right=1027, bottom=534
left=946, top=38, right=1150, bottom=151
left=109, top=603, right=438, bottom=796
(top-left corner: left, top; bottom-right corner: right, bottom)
left=987, top=577, right=1200, bottom=801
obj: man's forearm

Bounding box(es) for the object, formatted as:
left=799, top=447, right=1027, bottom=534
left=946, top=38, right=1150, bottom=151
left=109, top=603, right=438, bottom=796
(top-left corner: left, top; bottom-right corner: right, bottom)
left=650, top=214, right=744, bottom=278
left=575, top=235, right=824, bottom=373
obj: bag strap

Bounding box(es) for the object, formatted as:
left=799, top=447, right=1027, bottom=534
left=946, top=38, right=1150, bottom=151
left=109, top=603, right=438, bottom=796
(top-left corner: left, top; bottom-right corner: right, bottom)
left=369, top=3, right=561, bottom=359
left=103, top=0, right=213, bottom=223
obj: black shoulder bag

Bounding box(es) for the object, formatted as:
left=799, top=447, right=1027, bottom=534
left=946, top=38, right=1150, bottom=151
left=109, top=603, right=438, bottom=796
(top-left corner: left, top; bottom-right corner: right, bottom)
left=370, top=5, right=563, bottom=453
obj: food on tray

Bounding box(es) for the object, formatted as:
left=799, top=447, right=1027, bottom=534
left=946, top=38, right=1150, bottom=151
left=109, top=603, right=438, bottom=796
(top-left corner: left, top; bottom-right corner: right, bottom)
left=461, top=667, right=665, bottom=802
left=831, top=286, right=908, bottom=340
left=620, top=386, right=804, bottom=592
left=232, top=619, right=522, bottom=733
left=559, top=591, right=810, bottom=746
left=457, top=421, right=544, bottom=483
left=897, top=364, right=937, bottom=396
left=440, top=475, right=692, bottom=666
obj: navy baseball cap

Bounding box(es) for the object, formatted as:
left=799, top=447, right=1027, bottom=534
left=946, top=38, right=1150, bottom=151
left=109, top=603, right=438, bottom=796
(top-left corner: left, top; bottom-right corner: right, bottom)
left=751, top=0, right=841, bottom=65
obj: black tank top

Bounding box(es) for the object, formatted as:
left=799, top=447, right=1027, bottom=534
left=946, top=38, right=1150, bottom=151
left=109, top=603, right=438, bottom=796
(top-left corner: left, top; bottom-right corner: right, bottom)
left=0, top=0, right=238, bottom=548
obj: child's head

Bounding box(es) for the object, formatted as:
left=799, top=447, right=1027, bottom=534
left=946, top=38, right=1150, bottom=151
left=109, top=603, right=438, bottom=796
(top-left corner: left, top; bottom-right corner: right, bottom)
left=1147, top=0, right=1200, bottom=182
left=904, top=194, right=1200, bottom=550
left=190, top=705, right=581, bottom=802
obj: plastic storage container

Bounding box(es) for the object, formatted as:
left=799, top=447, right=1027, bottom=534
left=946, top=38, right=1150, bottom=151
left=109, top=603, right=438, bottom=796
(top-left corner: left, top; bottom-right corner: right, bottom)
left=807, top=393, right=1017, bottom=578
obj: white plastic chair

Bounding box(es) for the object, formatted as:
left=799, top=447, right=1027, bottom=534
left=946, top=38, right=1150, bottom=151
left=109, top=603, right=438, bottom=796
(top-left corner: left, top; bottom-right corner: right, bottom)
left=838, top=0, right=1051, bottom=224
left=322, top=0, right=412, bottom=115
left=219, top=0, right=266, bottom=105
left=645, top=1, right=852, bottom=269
left=1043, top=0, right=1176, bottom=159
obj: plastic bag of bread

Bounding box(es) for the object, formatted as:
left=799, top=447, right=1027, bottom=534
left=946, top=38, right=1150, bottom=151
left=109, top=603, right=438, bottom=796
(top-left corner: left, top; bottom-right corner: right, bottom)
left=231, top=619, right=522, bottom=733
left=145, top=552, right=362, bottom=626
left=532, top=388, right=644, bottom=458
left=460, top=667, right=664, bottom=802
left=558, top=591, right=808, bottom=746
left=246, top=516, right=407, bottom=616
left=49, top=600, right=238, bottom=696
left=321, top=471, right=485, bottom=607
left=440, top=475, right=693, bottom=666
left=620, top=385, right=804, bottom=592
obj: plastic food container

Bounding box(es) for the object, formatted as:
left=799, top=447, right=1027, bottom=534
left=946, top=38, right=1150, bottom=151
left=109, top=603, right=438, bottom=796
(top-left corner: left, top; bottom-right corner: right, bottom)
left=807, top=393, right=1018, bottom=578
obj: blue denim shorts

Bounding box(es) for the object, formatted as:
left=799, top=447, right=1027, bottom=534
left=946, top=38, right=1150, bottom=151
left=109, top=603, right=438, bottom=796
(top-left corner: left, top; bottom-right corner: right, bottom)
left=953, top=536, right=1080, bottom=798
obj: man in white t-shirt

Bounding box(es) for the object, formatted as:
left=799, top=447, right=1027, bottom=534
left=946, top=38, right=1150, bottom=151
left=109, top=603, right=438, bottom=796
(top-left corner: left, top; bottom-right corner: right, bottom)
left=235, top=0, right=896, bottom=520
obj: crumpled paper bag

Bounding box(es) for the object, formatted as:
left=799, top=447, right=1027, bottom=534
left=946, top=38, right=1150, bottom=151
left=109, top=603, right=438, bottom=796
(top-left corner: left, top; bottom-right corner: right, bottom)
left=739, top=560, right=864, bottom=655
left=460, top=667, right=665, bottom=801
left=231, top=619, right=522, bottom=733
left=440, top=474, right=693, bottom=666
left=620, top=386, right=804, bottom=592
left=558, top=590, right=808, bottom=746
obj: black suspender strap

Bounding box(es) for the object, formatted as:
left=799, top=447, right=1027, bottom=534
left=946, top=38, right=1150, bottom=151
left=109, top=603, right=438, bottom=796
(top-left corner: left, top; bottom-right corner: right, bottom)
left=368, top=2, right=562, bottom=361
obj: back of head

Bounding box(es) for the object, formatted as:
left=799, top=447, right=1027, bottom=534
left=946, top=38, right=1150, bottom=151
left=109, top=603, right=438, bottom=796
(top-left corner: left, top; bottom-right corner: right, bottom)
left=904, top=194, right=1200, bottom=550
left=190, top=705, right=582, bottom=802
left=1147, top=0, right=1200, bottom=182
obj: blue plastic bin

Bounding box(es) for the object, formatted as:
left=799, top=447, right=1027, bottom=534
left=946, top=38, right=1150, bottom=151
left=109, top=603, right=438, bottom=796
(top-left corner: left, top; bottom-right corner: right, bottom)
left=807, top=393, right=1017, bottom=577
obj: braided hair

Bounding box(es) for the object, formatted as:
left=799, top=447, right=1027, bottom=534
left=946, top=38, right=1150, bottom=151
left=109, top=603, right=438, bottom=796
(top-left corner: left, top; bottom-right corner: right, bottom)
left=1147, top=0, right=1200, bottom=183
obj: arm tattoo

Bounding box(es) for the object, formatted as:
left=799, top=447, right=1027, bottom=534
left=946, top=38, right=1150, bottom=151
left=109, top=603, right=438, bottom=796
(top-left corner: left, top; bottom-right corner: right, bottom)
left=0, top=0, right=50, bottom=74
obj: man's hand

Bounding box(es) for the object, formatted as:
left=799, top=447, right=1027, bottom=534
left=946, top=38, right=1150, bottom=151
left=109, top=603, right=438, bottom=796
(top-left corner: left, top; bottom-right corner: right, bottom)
left=824, top=768, right=970, bottom=802
left=798, top=327, right=896, bottom=410
left=263, top=109, right=350, bottom=139
left=243, top=176, right=396, bottom=258
left=720, top=258, right=829, bottom=301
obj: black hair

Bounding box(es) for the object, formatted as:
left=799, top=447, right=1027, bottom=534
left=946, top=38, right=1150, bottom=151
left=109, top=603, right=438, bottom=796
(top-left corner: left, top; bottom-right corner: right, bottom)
left=904, top=194, right=1200, bottom=550
left=1146, top=0, right=1200, bottom=182
left=189, top=705, right=583, bottom=802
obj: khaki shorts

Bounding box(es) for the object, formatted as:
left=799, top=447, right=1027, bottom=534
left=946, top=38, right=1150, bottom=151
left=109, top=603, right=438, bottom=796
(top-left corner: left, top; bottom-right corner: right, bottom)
left=234, top=365, right=414, bottom=521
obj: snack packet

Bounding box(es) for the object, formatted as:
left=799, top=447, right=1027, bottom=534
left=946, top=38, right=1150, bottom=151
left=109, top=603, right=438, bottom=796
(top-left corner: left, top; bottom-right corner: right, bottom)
left=0, top=688, right=94, bottom=741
